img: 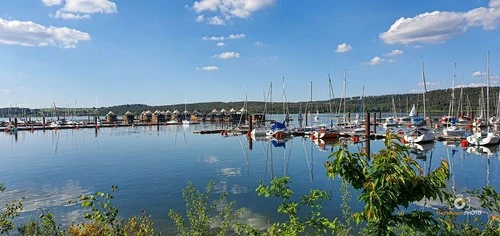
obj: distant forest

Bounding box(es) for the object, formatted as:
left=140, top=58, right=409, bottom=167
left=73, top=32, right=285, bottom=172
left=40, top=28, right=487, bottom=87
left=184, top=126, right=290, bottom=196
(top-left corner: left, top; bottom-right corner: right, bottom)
left=1, top=87, right=498, bottom=118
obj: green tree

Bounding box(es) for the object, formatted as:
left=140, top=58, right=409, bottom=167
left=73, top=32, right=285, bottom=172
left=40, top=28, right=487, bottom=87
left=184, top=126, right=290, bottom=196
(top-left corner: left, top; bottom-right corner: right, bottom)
left=169, top=181, right=243, bottom=236
left=325, top=133, right=450, bottom=235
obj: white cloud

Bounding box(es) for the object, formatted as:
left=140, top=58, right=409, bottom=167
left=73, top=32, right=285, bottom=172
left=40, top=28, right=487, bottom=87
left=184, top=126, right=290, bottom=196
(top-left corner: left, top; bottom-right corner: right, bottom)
left=228, top=33, right=246, bottom=39
left=472, top=71, right=486, bottom=77
left=208, top=16, right=226, bottom=25
left=214, top=51, right=240, bottom=59
left=196, top=15, right=205, bottom=22
left=384, top=49, right=404, bottom=56
left=62, top=0, right=117, bottom=14
left=418, top=81, right=441, bottom=86
left=380, top=1, right=500, bottom=44
left=50, top=10, right=90, bottom=20
left=464, top=82, right=486, bottom=87
left=334, top=43, right=352, bottom=53
left=200, top=66, right=219, bottom=71
left=0, top=17, right=91, bottom=48
left=492, top=0, right=500, bottom=8
left=192, top=0, right=276, bottom=24
left=201, top=33, right=245, bottom=41
left=254, top=41, right=263, bottom=46
left=202, top=36, right=225, bottom=41
left=471, top=71, right=499, bottom=80
left=365, top=56, right=385, bottom=66
left=216, top=42, right=225, bottom=46
left=47, top=0, right=117, bottom=20
left=42, top=0, right=62, bottom=6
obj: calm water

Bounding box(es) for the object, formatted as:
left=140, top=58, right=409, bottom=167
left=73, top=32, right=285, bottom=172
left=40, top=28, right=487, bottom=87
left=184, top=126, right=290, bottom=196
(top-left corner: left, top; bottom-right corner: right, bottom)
left=1, top=115, right=499, bottom=233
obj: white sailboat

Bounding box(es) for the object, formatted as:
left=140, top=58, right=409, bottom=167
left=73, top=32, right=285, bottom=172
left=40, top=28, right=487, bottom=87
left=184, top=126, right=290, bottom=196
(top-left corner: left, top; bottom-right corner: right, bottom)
left=443, top=63, right=466, bottom=137
left=383, top=95, right=399, bottom=127
left=312, top=74, right=340, bottom=140
left=467, top=52, right=500, bottom=146
left=404, top=58, right=434, bottom=143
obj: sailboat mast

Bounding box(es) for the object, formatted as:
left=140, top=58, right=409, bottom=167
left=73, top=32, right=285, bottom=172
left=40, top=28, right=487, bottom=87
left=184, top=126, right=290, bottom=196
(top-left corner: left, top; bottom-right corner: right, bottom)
left=421, top=58, right=427, bottom=120
left=343, top=69, right=347, bottom=121
left=328, top=74, right=333, bottom=120
left=361, top=85, right=365, bottom=115
left=269, top=82, right=273, bottom=116
left=486, top=51, right=490, bottom=127
left=458, top=77, right=464, bottom=117
left=451, top=63, right=456, bottom=118
left=306, top=81, right=312, bottom=127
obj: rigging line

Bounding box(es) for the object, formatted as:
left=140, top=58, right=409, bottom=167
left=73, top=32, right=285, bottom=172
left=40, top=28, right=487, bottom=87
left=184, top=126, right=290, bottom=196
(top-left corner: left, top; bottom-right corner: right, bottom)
left=263, top=139, right=270, bottom=177
left=284, top=137, right=294, bottom=176
left=447, top=147, right=456, bottom=195
left=238, top=135, right=250, bottom=176
left=302, top=138, right=313, bottom=183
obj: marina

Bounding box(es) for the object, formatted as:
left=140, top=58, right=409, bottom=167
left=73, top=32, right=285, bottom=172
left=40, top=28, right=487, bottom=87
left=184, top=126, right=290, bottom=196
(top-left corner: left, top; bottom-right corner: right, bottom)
left=1, top=113, right=499, bottom=233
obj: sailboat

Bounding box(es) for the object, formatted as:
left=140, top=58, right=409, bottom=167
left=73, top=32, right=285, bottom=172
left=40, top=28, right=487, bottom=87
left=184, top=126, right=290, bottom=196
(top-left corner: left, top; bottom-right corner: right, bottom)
left=251, top=83, right=271, bottom=137
left=467, top=52, right=500, bottom=146
left=383, top=95, right=399, bottom=127
left=443, top=63, right=466, bottom=137
left=352, top=86, right=366, bottom=134
left=313, top=105, right=320, bottom=123
left=266, top=78, right=291, bottom=139
left=404, top=58, right=434, bottom=143
left=182, top=102, right=191, bottom=125
left=312, top=74, right=340, bottom=140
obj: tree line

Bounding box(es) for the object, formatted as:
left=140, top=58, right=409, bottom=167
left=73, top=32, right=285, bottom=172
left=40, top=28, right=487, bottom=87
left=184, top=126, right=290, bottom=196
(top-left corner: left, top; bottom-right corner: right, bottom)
left=1, top=86, right=497, bottom=117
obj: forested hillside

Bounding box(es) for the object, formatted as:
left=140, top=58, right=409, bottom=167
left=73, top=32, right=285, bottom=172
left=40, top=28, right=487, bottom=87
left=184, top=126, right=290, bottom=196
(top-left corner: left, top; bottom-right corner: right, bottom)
left=1, top=87, right=497, bottom=117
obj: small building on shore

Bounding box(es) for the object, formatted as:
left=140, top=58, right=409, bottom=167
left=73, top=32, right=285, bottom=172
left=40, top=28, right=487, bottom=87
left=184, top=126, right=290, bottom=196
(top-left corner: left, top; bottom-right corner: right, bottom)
left=152, top=110, right=166, bottom=123
left=139, top=110, right=153, bottom=123
left=123, top=111, right=135, bottom=124
left=105, top=111, right=117, bottom=123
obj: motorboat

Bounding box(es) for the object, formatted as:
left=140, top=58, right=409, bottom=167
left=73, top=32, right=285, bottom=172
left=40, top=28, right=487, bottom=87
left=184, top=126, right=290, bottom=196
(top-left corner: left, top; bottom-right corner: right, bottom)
left=466, top=132, right=500, bottom=146
left=382, top=117, right=399, bottom=127
left=442, top=125, right=466, bottom=137
left=404, top=126, right=434, bottom=143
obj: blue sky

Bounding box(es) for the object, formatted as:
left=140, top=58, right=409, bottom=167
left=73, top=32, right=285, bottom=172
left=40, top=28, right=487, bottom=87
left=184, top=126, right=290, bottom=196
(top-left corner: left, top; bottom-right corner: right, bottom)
left=1, top=0, right=500, bottom=108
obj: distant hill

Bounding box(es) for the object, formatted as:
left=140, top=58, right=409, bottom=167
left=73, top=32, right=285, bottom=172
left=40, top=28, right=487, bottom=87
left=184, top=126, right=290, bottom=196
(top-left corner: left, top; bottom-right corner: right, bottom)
left=1, top=87, right=497, bottom=117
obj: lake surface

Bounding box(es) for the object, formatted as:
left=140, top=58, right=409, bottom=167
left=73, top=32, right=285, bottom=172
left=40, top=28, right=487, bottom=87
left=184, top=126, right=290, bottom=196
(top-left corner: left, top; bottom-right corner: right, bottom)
left=1, top=115, right=499, bottom=233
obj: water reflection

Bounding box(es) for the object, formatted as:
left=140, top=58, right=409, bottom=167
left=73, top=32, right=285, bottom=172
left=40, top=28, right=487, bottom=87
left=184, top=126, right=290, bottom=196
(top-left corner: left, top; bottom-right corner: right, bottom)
left=1, top=125, right=499, bottom=231
left=407, top=142, right=435, bottom=161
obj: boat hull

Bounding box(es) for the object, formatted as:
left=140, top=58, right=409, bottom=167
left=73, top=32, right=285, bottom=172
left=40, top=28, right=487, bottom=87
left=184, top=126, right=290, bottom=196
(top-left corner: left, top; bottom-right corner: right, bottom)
left=466, top=132, right=500, bottom=146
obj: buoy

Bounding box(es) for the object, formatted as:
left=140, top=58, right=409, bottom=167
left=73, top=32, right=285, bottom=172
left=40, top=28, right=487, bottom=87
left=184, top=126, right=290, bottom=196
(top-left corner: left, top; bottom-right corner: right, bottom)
left=351, top=135, right=360, bottom=143
left=461, top=139, right=468, bottom=147
left=397, top=130, right=404, bottom=135
left=467, top=124, right=472, bottom=130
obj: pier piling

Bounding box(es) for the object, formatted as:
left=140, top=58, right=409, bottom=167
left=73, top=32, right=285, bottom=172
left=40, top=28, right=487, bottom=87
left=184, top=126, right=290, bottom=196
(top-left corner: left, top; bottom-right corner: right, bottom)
left=373, top=113, right=377, bottom=134
left=248, top=115, right=253, bottom=136
left=365, top=113, right=370, bottom=137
